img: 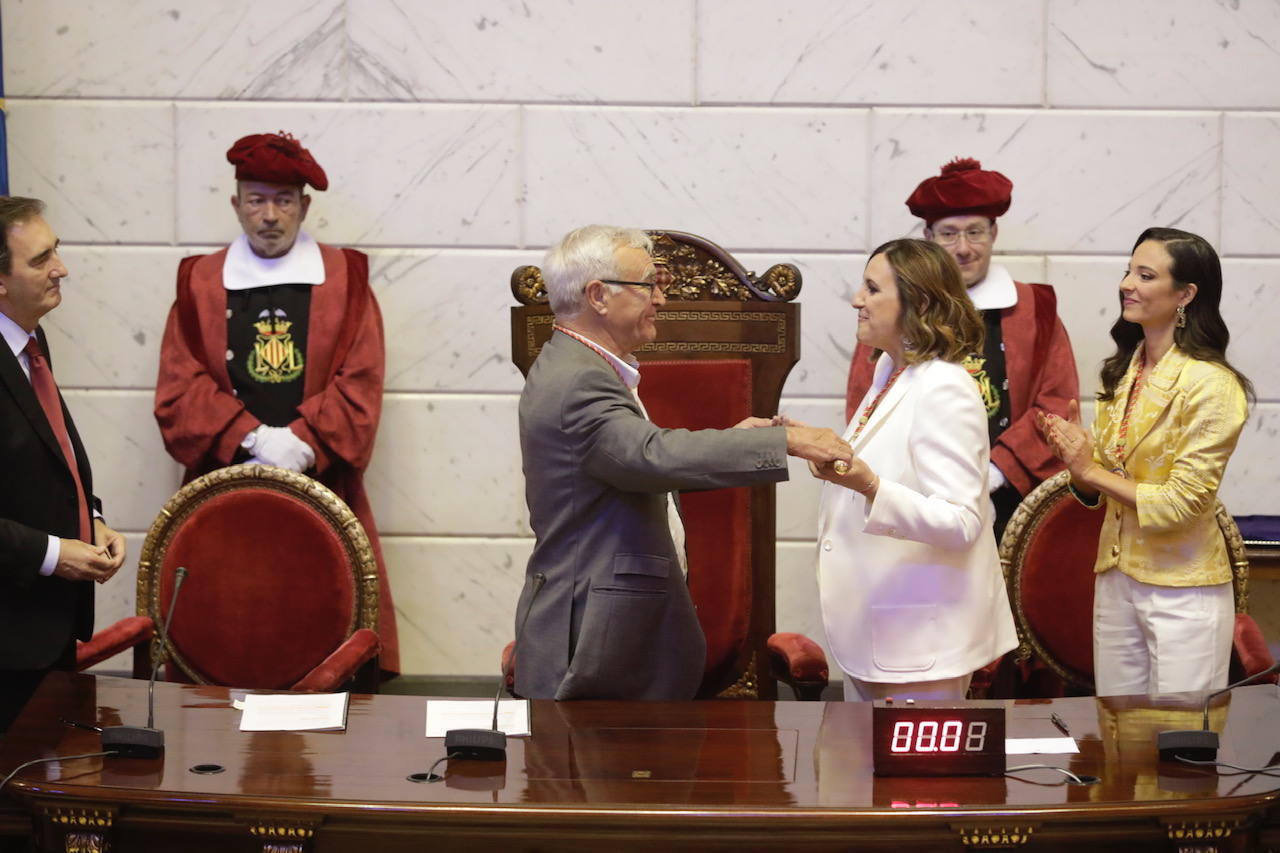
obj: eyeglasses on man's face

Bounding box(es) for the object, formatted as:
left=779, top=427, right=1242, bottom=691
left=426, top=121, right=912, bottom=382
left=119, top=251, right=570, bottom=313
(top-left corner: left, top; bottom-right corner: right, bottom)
left=601, top=278, right=671, bottom=295
left=931, top=225, right=993, bottom=246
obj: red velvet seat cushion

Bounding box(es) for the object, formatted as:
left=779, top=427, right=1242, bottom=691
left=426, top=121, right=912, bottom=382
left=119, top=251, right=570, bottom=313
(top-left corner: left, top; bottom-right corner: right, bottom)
left=161, top=488, right=357, bottom=689
left=639, top=360, right=753, bottom=678
left=1231, top=613, right=1277, bottom=683
left=1016, top=495, right=1104, bottom=681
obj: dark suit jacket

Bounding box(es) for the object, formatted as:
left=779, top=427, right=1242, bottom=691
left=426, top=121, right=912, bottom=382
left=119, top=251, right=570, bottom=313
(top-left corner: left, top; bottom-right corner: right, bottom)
left=514, top=331, right=789, bottom=701
left=0, top=327, right=98, bottom=671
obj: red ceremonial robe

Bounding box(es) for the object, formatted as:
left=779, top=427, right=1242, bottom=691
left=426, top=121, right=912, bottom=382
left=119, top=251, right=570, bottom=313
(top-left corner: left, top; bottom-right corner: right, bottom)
left=154, top=243, right=399, bottom=674
left=845, top=280, right=1079, bottom=497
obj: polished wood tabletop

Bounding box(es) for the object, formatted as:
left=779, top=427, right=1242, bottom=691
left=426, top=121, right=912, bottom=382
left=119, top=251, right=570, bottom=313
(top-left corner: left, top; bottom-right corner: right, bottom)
left=3, top=672, right=1280, bottom=851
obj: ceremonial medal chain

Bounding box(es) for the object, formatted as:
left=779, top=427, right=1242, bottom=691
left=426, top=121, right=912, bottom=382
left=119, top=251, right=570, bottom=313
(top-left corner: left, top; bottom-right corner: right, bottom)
left=1110, top=352, right=1147, bottom=464
left=851, top=366, right=907, bottom=442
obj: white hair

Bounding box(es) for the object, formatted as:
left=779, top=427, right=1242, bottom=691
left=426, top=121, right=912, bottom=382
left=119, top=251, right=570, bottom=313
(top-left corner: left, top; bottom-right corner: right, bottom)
left=541, top=225, right=652, bottom=318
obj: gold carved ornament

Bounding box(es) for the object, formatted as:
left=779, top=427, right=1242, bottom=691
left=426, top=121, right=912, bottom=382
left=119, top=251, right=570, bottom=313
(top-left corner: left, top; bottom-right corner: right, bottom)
left=135, top=464, right=380, bottom=684
left=42, top=805, right=115, bottom=853
left=509, top=230, right=801, bottom=305
left=952, top=824, right=1036, bottom=847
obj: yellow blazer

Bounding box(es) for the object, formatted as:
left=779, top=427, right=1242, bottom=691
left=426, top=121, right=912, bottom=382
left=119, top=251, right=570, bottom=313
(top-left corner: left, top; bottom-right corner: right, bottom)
left=1085, top=345, right=1247, bottom=586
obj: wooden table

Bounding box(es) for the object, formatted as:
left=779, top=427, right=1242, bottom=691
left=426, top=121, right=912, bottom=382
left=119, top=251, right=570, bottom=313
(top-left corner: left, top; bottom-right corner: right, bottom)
left=4, top=673, right=1280, bottom=852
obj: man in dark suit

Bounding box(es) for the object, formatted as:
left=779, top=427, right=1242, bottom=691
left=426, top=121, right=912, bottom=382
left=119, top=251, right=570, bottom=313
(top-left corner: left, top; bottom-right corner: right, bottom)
left=0, top=196, right=125, bottom=733
left=515, top=225, right=850, bottom=701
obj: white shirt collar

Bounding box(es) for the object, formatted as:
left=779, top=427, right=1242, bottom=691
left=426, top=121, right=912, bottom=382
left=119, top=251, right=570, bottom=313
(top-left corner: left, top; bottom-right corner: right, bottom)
left=222, top=231, right=325, bottom=291
left=0, top=311, right=34, bottom=360
left=965, top=262, right=1017, bottom=311
left=556, top=327, right=642, bottom=390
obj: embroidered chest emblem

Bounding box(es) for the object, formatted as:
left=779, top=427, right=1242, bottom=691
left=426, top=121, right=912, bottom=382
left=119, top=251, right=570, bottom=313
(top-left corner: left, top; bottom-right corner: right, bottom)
left=962, top=353, right=1000, bottom=418
left=248, top=308, right=304, bottom=384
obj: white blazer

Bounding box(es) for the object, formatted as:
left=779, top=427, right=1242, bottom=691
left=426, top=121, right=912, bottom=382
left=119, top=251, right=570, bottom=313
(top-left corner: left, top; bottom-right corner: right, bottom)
left=817, top=355, right=1017, bottom=683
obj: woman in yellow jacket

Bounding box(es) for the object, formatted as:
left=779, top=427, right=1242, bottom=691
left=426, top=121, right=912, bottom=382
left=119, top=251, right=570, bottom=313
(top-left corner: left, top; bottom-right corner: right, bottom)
left=1039, top=227, right=1252, bottom=697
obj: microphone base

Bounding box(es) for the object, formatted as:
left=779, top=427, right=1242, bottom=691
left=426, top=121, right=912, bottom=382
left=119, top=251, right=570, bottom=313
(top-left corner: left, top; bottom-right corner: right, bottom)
left=101, top=725, right=165, bottom=760
left=444, top=728, right=507, bottom=761
left=1157, top=729, right=1219, bottom=763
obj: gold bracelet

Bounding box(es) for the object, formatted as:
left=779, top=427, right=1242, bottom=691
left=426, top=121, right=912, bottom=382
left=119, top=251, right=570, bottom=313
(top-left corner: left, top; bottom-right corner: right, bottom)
left=853, top=475, right=879, bottom=495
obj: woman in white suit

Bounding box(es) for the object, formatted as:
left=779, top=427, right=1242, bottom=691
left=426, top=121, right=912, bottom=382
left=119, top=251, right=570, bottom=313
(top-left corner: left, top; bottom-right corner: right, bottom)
left=813, top=239, right=1018, bottom=702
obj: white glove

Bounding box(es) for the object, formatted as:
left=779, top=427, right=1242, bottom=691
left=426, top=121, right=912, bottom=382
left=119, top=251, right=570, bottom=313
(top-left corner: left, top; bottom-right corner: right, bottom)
left=252, top=425, right=316, bottom=472
left=987, top=462, right=1007, bottom=494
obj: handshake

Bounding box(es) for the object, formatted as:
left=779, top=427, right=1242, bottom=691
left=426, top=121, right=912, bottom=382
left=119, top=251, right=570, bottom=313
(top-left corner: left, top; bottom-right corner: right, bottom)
left=244, top=425, right=317, bottom=473
left=733, top=414, right=852, bottom=468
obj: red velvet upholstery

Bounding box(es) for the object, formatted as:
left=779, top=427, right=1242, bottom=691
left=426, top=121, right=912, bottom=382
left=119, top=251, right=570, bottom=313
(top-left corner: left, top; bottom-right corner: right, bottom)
left=641, top=360, right=754, bottom=682
left=1011, top=489, right=1102, bottom=685
left=290, top=628, right=380, bottom=692
left=75, top=616, right=154, bottom=671
left=1231, top=613, right=1277, bottom=684
left=125, top=465, right=381, bottom=693
left=161, top=489, right=356, bottom=689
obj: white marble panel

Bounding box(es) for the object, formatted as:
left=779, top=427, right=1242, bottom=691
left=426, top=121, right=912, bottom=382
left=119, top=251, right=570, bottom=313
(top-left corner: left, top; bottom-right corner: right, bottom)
left=40, top=246, right=204, bottom=390
left=382, top=536, right=531, bottom=676
left=869, top=110, right=1221, bottom=254
left=369, top=249, right=539, bottom=394
left=1222, top=114, right=1280, bottom=256
left=365, top=393, right=528, bottom=537
left=524, top=107, right=869, bottom=251
left=86, top=532, right=146, bottom=674
left=175, top=104, right=520, bottom=248
left=5, top=101, right=175, bottom=244
left=771, top=399, right=845, bottom=542
left=2, top=0, right=345, bottom=99
left=61, top=390, right=184, bottom=534
left=698, top=0, right=1042, bottom=106
left=776, top=540, right=830, bottom=677
left=1222, top=404, right=1280, bottom=517
left=1045, top=255, right=1127, bottom=401
left=348, top=0, right=693, bottom=103
left=1217, top=260, right=1280, bottom=405
left=1047, top=0, right=1280, bottom=108
left=1047, top=256, right=1280, bottom=405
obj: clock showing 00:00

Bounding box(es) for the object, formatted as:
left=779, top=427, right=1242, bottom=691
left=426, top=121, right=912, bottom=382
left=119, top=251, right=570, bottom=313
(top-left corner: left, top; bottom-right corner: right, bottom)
left=871, top=702, right=1007, bottom=777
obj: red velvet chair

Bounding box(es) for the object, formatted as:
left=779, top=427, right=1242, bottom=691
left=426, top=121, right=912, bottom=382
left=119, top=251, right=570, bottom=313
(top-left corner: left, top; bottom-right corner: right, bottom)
left=993, top=470, right=1274, bottom=696
left=106, top=464, right=381, bottom=692
left=505, top=230, right=829, bottom=700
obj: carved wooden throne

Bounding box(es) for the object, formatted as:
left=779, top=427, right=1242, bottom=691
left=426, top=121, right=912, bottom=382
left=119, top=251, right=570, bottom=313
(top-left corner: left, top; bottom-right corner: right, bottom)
left=507, top=230, right=828, bottom=700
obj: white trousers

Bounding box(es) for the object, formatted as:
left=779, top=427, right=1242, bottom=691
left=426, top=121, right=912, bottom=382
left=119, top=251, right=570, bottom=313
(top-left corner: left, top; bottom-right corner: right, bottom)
left=1093, top=569, right=1233, bottom=697
left=842, top=672, right=973, bottom=703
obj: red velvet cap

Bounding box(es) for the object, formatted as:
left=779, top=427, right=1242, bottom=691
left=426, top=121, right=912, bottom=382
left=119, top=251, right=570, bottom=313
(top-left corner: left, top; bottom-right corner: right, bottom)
left=905, top=157, right=1012, bottom=225
left=226, top=132, right=328, bottom=191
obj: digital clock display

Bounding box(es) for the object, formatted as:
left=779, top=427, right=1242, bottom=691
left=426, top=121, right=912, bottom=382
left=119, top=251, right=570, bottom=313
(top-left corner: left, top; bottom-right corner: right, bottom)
left=871, top=701, right=1007, bottom=776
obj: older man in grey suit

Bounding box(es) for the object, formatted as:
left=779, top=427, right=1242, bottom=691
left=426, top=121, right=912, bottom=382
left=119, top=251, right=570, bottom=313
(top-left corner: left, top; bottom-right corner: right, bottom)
left=515, top=225, right=851, bottom=701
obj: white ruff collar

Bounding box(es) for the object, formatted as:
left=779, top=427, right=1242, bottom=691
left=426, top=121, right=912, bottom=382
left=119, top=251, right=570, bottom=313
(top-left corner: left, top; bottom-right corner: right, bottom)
left=965, top=262, right=1017, bottom=311
left=222, top=231, right=325, bottom=291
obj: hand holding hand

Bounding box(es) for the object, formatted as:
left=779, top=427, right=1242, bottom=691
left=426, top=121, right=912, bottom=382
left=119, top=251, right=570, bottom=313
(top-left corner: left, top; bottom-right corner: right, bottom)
left=732, top=416, right=776, bottom=430
left=809, top=454, right=879, bottom=497
left=54, top=539, right=117, bottom=583
left=94, top=518, right=127, bottom=572
left=785, top=426, right=852, bottom=466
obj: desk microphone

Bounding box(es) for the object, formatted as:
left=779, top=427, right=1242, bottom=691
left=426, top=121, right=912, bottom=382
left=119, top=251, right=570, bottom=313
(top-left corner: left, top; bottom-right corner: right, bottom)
left=102, top=566, right=189, bottom=759
left=1157, top=660, right=1280, bottom=762
left=444, top=572, right=545, bottom=761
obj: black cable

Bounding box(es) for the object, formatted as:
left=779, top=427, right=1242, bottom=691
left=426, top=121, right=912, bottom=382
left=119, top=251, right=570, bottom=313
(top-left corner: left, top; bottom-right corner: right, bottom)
left=0, top=751, right=117, bottom=795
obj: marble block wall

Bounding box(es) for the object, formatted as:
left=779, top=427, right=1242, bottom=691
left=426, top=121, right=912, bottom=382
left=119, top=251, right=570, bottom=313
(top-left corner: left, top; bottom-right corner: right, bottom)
left=3, top=0, right=1278, bottom=678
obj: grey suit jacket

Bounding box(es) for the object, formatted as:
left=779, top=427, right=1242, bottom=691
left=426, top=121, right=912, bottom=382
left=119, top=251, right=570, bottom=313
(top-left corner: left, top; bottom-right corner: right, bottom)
left=514, top=331, right=789, bottom=700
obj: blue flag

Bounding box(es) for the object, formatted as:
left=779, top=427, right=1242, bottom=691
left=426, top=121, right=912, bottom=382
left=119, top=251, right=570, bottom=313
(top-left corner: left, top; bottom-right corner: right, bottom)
left=0, top=8, right=8, bottom=196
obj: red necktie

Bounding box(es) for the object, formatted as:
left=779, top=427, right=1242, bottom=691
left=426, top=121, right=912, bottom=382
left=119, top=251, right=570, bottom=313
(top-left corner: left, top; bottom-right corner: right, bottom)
left=23, top=336, right=91, bottom=542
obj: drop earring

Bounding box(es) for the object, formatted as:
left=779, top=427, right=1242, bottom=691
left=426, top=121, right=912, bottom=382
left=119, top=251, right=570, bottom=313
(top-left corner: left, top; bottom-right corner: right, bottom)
left=1176, top=304, right=1187, bottom=329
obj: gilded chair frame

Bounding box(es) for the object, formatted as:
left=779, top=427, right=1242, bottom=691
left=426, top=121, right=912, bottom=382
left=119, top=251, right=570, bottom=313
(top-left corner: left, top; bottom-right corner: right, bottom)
left=133, top=463, right=380, bottom=684
left=999, top=469, right=1251, bottom=691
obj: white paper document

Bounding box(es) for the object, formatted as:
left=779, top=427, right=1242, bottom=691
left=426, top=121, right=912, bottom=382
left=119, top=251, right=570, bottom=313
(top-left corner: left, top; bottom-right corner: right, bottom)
left=239, top=692, right=349, bottom=732
left=1005, top=737, right=1079, bottom=755
left=425, top=699, right=531, bottom=738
